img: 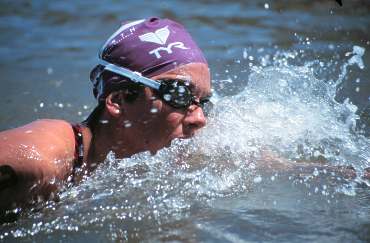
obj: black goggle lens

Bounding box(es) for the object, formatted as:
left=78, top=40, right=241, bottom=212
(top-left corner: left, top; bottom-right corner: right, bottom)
left=159, top=80, right=193, bottom=108
left=158, top=79, right=213, bottom=114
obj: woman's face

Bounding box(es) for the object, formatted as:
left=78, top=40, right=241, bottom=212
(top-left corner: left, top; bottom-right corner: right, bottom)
left=120, top=62, right=211, bottom=155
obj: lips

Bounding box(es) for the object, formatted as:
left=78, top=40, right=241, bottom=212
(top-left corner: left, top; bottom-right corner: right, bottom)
left=165, top=135, right=191, bottom=147
left=178, top=133, right=194, bottom=139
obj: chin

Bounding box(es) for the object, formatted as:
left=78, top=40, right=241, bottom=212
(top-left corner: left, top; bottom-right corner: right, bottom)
left=148, top=142, right=170, bottom=155
left=149, top=149, right=158, bottom=155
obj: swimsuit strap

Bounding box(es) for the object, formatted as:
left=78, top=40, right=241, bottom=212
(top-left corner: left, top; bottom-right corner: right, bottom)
left=71, top=123, right=84, bottom=168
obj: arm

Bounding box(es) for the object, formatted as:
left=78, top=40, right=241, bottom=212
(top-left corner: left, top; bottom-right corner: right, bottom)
left=0, top=146, right=53, bottom=211
left=256, top=149, right=370, bottom=180
left=0, top=120, right=76, bottom=211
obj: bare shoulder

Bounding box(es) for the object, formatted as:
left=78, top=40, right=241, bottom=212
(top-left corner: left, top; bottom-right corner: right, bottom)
left=0, top=119, right=75, bottom=147
left=1, top=119, right=74, bottom=135
left=0, top=119, right=76, bottom=179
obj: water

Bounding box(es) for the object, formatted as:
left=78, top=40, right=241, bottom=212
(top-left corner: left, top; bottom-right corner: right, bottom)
left=1, top=0, right=370, bottom=242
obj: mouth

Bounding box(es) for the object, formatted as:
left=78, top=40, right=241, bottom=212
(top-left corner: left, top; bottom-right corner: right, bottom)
left=178, top=134, right=193, bottom=140
left=162, top=133, right=195, bottom=150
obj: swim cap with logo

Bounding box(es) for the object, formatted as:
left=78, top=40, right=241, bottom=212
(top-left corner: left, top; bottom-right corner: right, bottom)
left=90, top=17, right=208, bottom=101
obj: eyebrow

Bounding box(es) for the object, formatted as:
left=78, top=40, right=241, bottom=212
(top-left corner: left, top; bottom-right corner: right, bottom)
left=189, top=82, right=212, bottom=99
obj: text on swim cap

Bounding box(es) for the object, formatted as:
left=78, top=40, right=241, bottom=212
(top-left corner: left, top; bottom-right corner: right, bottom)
left=139, top=26, right=190, bottom=59
left=149, top=42, right=189, bottom=59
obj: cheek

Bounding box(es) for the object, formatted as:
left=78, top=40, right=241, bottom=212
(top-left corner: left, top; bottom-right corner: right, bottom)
left=152, top=107, right=184, bottom=136
left=165, top=112, right=184, bottom=129
left=137, top=98, right=163, bottom=123
left=147, top=99, right=185, bottom=136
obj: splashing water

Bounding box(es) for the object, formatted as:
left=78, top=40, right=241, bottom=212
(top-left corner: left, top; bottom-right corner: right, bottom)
left=1, top=46, right=369, bottom=241
left=200, top=62, right=369, bottom=171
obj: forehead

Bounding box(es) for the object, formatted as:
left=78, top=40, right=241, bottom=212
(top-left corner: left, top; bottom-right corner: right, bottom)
left=151, top=63, right=211, bottom=96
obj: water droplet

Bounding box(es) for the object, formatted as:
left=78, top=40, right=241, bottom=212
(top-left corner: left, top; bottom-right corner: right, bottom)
left=278, top=79, right=288, bottom=87
left=39, top=102, right=44, bottom=108
left=243, top=48, right=248, bottom=59
left=178, top=86, right=186, bottom=93
left=313, top=168, right=319, bottom=176
left=47, top=67, right=53, bottom=75
left=313, top=150, right=321, bottom=157
left=163, top=94, right=172, bottom=101
left=348, top=45, right=365, bottom=69
left=264, top=3, right=269, bottom=9
left=150, top=108, right=158, bottom=113
left=253, top=175, right=262, bottom=183
left=124, top=120, right=132, bottom=128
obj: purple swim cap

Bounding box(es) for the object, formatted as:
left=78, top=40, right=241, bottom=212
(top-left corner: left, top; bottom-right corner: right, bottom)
left=90, top=17, right=208, bottom=101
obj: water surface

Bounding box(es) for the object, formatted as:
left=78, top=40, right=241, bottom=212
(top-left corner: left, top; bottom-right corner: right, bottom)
left=0, top=0, right=370, bottom=242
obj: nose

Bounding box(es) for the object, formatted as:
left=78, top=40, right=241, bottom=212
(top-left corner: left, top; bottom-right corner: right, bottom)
left=183, top=105, right=207, bottom=136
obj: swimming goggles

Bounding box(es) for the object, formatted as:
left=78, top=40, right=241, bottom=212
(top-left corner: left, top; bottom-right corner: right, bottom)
left=94, top=59, right=212, bottom=111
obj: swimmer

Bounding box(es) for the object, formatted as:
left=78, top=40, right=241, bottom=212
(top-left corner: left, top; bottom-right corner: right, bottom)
left=0, top=17, right=212, bottom=212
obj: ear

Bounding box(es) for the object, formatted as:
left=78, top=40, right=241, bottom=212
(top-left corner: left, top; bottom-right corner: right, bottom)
left=105, top=92, right=122, bottom=118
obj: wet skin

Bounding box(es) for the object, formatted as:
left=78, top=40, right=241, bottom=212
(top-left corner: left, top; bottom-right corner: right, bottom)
left=0, top=62, right=211, bottom=211
left=0, top=119, right=76, bottom=210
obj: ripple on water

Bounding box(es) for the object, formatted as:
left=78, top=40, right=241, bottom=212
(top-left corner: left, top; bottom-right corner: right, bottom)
left=1, top=45, right=370, bottom=241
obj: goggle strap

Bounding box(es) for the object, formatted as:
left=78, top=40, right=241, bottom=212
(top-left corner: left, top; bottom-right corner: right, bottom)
left=98, top=59, right=161, bottom=90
